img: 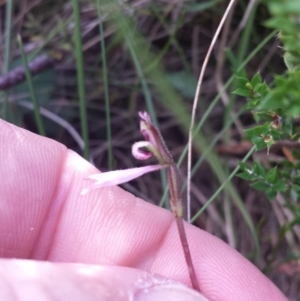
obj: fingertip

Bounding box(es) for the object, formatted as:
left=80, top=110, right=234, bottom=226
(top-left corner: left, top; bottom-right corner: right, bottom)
left=0, top=259, right=209, bottom=301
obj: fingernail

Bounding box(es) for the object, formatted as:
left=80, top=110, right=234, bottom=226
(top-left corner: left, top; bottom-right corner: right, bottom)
left=134, top=283, right=211, bottom=301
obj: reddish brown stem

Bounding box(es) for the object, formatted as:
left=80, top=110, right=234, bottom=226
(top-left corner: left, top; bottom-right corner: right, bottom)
left=138, top=113, right=200, bottom=291
left=0, top=53, right=64, bottom=91
left=176, top=216, right=200, bottom=291
left=167, top=164, right=200, bottom=291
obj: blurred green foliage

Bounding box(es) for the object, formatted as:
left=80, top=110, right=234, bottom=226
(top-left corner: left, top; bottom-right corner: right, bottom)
left=235, top=0, right=300, bottom=206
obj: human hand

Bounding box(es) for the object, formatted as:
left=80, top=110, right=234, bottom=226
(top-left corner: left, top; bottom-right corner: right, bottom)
left=0, top=119, right=287, bottom=301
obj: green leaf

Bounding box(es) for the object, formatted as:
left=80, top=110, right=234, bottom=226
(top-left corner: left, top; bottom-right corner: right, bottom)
left=273, top=180, right=287, bottom=192
left=266, top=166, right=277, bottom=183
left=265, top=137, right=275, bottom=155
left=251, top=181, right=271, bottom=191
left=237, top=171, right=254, bottom=181
left=246, top=98, right=260, bottom=110
left=259, top=82, right=270, bottom=97
left=251, top=136, right=268, bottom=151
left=293, top=153, right=300, bottom=163
left=293, top=175, right=300, bottom=183
left=266, top=189, right=277, bottom=200
left=245, top=124, right=270, bottom=139
left=269, top=128, right=282, bottom=140
left=253, top=161, right=266, bottom=177
left=265, top=17, right=296, bottom=33
left=281, top=160, right=294, bottom=170
left=292, top=184, right=300, bottom=192
left=238, top=161, right=248, bottom=170
left=251, top=72, right=262, bottom=88
left=282, top=122, right=293, bottom=136
left=253, top=83, right=263, bottom=94
left=269, top=0, right=300, bottom=14
left=284, top=52, right=300, bottom=71
left=245, top=123, right=282, bottom=151
left=236, top=76, right=249, bottom=86
left=232, top=87, right=252, bottom=98
left=257, top=93, right=286, bottom=110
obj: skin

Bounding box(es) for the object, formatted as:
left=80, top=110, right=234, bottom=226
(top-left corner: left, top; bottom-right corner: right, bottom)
left=0, top=118, right=288, bottom=301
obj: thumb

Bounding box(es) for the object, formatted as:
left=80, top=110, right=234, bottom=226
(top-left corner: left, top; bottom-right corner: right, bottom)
left=0, top=259, right=210, bottom=301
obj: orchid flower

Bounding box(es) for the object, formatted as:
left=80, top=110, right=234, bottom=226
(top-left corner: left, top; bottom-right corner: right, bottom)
left=81, top=111, right=173, bottom=195
left=81, top=112, right=171, bottom=196
left=81, top=111, right=200, bottom=291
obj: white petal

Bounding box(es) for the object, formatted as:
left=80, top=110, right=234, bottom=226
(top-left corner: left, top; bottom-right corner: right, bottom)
left=132, top=141, right=153, bottom=160
left=81, top=164, right=165, bottom=195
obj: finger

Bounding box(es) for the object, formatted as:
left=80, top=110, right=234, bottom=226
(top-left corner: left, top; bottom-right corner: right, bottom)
left=0, top=119, right=287, bottom=301
left=0, top=259, right=209, bottom=301
left=0, top=119, right=67, bottom=257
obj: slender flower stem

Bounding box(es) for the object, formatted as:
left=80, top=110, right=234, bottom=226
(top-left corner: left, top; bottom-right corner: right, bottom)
left=139, top=112, right=200, bottom=291
left=137, top=112, right=200, bottom=290
left=166, top=163, right=199, bottom=291
left=176, top=217, right=200, bottom=291
left=166, top=164, right=183, bottom=219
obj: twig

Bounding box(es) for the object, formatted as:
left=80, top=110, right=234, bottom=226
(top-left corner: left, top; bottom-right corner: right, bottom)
left=0, top=53, right=63, bottom=91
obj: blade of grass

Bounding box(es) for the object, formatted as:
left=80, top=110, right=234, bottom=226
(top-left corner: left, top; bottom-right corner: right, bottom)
left=184, top=0, right=224, bottom=12
left=222, top=0, right=257, bottom=138
left=2, top=0, right=14, bottom=120
left=96, top=0, right=112, bottom=170
left=222, top=0, right=257, bottom=130
left=236, top=0, right=258, bottom=65
left=3, top=0, right=13, bottom=73
left=71, top=0, right=90, bottom=160
left=17, top=35, right=45, bottom=136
